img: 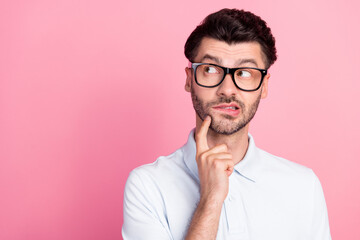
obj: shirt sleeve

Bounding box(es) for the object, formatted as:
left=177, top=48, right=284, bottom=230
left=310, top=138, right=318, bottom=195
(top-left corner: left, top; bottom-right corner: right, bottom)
left=122, top=170, right=173, bottom=240
left=310, top=171, right=332, bottom=240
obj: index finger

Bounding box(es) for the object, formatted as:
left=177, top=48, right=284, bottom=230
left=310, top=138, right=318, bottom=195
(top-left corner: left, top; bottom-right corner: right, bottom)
left=195, top=115, right=211, bottom=154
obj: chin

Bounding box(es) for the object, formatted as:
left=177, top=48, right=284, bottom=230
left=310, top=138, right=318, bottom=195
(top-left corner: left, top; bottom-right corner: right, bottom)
left=209, top=126, right=243, bottom=135
left=209, top=118, right=246, bottom=135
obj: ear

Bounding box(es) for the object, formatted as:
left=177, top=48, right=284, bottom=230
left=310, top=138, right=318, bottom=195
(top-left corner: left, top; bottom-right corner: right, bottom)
left=184, top=67, right=192, bottom=92
left=260, top=73, right=270, bottom=99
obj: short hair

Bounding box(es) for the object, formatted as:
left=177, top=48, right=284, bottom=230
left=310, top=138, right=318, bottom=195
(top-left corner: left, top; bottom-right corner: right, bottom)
left=184, top=8, right=277, bottom=69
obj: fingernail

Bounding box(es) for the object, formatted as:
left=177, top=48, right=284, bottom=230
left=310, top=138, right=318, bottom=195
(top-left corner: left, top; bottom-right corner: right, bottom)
left=205, top=115, right=210, bottom=121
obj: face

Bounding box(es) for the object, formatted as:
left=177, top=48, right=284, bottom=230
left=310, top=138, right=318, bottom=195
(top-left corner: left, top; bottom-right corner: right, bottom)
left=185, top=37, right=270, bottom=135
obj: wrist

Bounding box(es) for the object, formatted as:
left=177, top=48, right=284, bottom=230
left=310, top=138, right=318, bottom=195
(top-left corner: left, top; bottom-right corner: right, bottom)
left=198, top=195, right=224, bottom=212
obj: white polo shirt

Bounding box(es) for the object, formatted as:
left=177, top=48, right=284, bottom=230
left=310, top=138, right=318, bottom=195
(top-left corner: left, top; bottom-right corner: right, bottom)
left=122, top=129, right=331, bottom=240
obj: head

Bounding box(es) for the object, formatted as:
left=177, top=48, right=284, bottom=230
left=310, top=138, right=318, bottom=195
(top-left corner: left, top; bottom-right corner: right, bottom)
left=185, top=8, right=277, bottom=69
left=184, top=9, right=277, bottom=135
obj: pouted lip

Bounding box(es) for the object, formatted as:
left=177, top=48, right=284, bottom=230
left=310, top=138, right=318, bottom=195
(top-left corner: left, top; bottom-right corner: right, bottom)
left=212, top=103, right=240, bottom=110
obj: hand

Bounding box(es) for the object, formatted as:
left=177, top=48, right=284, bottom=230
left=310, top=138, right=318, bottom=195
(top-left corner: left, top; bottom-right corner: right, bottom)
left=195, top=116, right=234, bottom=205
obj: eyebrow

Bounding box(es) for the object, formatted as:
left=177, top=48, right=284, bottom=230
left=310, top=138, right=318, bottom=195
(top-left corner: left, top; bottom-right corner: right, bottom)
left=200, top=54, right=258, bottom=67
left=236, top=59, right=258, bottom=67
left=200, top=54, right=222, bottom=64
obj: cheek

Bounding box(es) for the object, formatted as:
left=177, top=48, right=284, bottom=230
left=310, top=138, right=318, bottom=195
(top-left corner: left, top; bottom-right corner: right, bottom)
left=192, top=86, right=217, bottom=101
left=238, top=91, right=262, bottom=107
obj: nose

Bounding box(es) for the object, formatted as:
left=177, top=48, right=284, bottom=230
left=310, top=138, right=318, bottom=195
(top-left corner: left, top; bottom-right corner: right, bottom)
left=216, top=73, right=238, bottom=97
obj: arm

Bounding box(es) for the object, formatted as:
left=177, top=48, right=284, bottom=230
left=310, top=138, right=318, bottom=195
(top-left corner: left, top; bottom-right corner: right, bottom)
left=122, top=170, right=172, bottom=240
left=310, top=172, right=332, bottom=240
left=185, top=116, right=234, bottom=240
left=185, top=197, right=223, bottom=240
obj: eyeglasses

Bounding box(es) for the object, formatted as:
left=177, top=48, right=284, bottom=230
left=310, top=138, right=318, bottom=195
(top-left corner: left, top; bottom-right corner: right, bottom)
left=190, top=62, right=267, bottom=92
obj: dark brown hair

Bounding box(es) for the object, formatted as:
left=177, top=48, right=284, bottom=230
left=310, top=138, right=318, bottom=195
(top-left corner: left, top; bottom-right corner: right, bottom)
left=184, top=8, right=277, bottom=69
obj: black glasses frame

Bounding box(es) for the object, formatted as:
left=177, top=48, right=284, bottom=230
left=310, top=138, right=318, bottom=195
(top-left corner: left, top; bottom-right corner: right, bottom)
left=190, top=62, right=268, bottom=92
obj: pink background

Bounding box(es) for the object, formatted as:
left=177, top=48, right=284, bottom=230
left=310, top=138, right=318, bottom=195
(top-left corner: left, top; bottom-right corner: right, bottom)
left=1, top=0, right=359, bottom=239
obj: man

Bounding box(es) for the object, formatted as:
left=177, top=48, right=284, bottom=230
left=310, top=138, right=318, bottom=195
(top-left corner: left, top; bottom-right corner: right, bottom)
left=122, top=8, right=331, bottom=240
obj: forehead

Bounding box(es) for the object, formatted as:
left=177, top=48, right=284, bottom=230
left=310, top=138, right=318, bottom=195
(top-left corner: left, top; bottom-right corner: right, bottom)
left=194, top=37, right=265, bottom=68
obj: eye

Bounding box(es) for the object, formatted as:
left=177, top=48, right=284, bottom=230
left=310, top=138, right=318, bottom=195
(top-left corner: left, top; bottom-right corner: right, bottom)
left=204, top=66, right=219, bottom=74
left=237, top=70, right=252, bottom=78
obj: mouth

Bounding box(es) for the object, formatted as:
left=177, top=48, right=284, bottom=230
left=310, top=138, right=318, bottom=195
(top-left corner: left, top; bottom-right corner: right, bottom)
left=212, top=103, right=241, bottom=116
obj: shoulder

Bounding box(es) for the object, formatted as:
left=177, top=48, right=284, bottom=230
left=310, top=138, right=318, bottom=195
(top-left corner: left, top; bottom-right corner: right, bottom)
left=124, top=146, right=188, bottom=193
left=130, top=147, right=186, bottom=178
left=257, top=148, right=317, bottom=183
left=255, top=148, right=325, bottom=209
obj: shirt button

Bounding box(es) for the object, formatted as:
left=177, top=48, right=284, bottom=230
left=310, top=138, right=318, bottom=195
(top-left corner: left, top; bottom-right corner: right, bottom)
left=228, top=196, right=232, bottom=202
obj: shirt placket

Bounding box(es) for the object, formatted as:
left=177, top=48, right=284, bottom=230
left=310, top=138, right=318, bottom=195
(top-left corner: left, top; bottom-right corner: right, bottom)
left=224, top=175, right=249, bottom=239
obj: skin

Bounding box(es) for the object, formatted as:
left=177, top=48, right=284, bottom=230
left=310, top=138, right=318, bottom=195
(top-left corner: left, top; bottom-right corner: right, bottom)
left=184, top=37, right=270, bottom=240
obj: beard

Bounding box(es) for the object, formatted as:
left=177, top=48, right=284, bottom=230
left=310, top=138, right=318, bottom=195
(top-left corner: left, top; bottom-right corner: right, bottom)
left=191, top=87, right=261, bottom=135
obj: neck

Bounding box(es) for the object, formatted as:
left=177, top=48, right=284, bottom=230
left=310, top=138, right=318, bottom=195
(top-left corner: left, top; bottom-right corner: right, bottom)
left=195, top=115, right=250, bottom=165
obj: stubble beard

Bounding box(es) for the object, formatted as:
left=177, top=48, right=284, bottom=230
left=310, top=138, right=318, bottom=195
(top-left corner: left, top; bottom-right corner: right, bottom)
left=191, top=87, right=262, bottom=135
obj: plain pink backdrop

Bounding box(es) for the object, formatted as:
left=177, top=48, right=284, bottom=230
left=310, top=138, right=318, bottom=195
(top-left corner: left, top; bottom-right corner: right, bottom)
left=1, top=0, right=359, bottom=239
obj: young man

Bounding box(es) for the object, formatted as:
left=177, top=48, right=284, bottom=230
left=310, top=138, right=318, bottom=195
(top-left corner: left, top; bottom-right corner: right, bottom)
left=122, top=9, right=331, bottom=240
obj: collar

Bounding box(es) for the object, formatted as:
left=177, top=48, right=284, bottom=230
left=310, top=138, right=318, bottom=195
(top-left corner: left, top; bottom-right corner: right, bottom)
left=182, top=128, right=261, bottom=183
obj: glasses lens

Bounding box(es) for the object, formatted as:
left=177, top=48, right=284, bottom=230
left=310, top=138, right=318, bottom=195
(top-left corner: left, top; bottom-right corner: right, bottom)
left=196, top=64, right=224, bottom=87
left=234, top=68, right=262, bottom=90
